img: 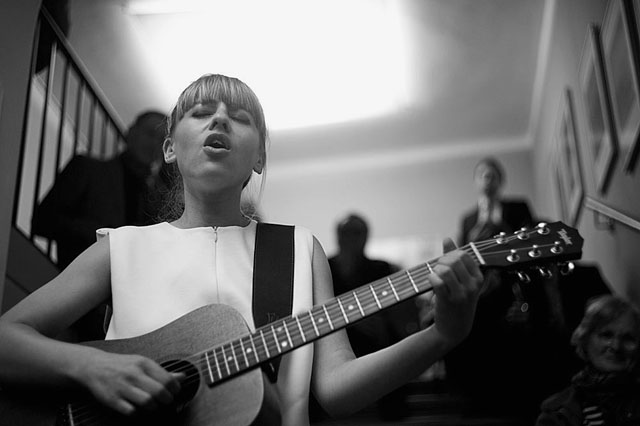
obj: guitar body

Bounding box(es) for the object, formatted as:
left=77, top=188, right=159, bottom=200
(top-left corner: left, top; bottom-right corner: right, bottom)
left=0, top=304, right=281, bottom=426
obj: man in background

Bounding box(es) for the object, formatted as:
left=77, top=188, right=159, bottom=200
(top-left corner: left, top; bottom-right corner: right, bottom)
left=32, top=110, right=168, bottom=269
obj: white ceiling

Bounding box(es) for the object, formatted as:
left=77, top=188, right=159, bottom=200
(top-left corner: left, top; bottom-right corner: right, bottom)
left=67, top=0, right=549, bottom=171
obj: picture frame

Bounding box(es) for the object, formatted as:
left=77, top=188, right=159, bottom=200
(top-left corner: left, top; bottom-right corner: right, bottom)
left=578, top=24, right=618, bottom=194
left=555, top=89, right=584, bottom=226
left=553, top=152, right=569, bottom=224
left=601, top=0, right=640, bottom=173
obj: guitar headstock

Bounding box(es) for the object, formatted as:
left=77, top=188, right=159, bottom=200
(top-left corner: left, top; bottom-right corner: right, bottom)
left=475, top=221, right=583, bottom=270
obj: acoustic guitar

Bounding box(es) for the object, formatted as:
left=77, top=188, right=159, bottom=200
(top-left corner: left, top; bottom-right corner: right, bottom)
left=0, top=221, right=583, bottom=425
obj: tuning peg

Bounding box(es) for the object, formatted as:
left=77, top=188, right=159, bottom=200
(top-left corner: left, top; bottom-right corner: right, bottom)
left=516, top=228, right=530, bottom=240
left=550, top=241, right=564, bottom=254
left=516, top=271, right=531, bottom=283
left=536, top=266, right=553, bottom=279
left=507, top=249, right=520, bottom=263
left=559, top=261, right=575, bottom=276
left=494, top=232, right=507, bottom=245
left=536, top=222, right=550, bottom=235
left=528, top=245, right=541, bottom=258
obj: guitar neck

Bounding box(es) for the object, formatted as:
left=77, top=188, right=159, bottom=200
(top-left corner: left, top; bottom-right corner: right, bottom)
left=199, top=261, right=437, bottom=387
left=195, top=221, right=583, bottom=387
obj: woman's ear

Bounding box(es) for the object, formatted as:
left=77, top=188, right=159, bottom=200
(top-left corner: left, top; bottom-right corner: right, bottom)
left=163, top=137, right=176, bottom=163
left=253, top=157, right=263, bottom=174
left=253, top=149, right=265, bottom=174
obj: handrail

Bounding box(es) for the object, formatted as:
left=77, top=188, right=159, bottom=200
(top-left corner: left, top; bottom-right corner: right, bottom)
left=584, top=196, right=640, bottom=232
left=12, top=5, right=127, bottom=266
left=39, top=6, right=125, bottom=132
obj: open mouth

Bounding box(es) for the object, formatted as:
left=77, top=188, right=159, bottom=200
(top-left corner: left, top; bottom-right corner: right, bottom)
left=204, top=133, right=230, bottom=150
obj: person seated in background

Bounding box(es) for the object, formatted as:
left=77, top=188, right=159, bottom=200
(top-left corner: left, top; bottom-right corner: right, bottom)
left=448, top=204, right=612, bottom=422
left=32, top=110, right=169, bottom=270
left=459, top=156, right=535, bottom=246
left=324, top=213, right=419, bottom=421
left=536, top=294, right=640, bottom=426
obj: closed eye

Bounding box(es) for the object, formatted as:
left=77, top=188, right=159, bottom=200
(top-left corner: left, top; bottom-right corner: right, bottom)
left=230, top=111, right=252, bottom=124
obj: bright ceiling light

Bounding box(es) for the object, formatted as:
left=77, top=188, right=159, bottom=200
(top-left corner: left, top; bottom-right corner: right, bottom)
left=126, top=0, right=410, bottom=130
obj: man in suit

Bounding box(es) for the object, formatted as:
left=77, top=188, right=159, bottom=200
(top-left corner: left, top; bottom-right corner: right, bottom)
left=32, top=110, right=168, bottom=268
left=31, top=111, right=168, bottom=342
left=459, top=157, right=535, bottom=245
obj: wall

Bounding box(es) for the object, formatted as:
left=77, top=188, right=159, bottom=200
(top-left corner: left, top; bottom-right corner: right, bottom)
left=263, top=143, right=534, bottom=258
left=533, top=0, right=640, bottom=304
left=0, top=0, right=42, bottom=310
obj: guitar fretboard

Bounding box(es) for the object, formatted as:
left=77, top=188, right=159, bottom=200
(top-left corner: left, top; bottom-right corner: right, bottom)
left=198, top=262, right=436, bottom=386
left=192, top=221, right=582, bottom=386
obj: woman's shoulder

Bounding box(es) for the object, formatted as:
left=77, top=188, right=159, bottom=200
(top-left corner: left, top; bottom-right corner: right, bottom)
left=95, top=222, right=169, bottom=239
left=539, top=385, right=581, bottom=413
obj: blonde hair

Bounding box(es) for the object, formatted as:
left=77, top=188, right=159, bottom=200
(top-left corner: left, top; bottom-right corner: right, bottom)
left=160, top=74, right=269, bottom=221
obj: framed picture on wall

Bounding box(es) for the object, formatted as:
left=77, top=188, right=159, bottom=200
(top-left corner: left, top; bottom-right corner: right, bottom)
left=578, top=24, right=618, bottom=194
left=601, top=0, right=640, bottom=173
left=553, top=152, right=569, bottom=224
left=555, top=89, right=584, bottom=226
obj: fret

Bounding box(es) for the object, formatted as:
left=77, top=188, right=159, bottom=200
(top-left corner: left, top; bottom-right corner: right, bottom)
left=230, top=343, right=240, bottom=372
left=259, top=329, right=271, bottom=358
left=468, top=242, right=485, bottom=265
left=342, top=293, right=360, bottom=321
left=295, top=316, right=306, bottom=343
left=353, top=291, right=365, bottom=317
left=322, top=305, right=335, bottom=330
left=212, top=348, right=222, bottom=380
left=337, top=298, right=349, bottom=323
left=282, top=321, right=293, bottom=349
left=308, top=311, right=320, bottom=337
left=426, top=262, right=435, bottom=275
left=406, top=270, right=419, bottom=293
left=248, top=334, right=259, bottom=364
left=217, top=345, right=230, bottom=377
left=239, top=338, right=249, bottom=367
left=369, top=284, right=382, bottom=309
left=387, top=277, right=400, bottom=301
left=204, top=350, right=215, bottom=383
left=223, top=343, right=238, bottom=373
left=271, top=325, right=282, bottom=353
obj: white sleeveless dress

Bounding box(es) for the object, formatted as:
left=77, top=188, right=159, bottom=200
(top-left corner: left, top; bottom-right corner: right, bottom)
left=98, top=221, right=315, bottom=425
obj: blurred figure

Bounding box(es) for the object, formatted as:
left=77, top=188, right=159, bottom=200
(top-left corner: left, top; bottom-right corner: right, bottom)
left=31, top=111, right=168, bottom=342
left=536, top=294, right=640, bottom=426
left=326, top=213, right=417, bottom=421
left=459, top=157, right=535, bottom=245
left=32, top=110, right=168, bottom=269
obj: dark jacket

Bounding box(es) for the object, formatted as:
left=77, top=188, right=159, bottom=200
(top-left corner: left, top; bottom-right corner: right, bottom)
left=459, top=198, right=534, bottom=245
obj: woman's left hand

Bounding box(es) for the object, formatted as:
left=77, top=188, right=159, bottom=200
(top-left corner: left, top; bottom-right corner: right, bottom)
left=428, top=238, right=484, bottom=347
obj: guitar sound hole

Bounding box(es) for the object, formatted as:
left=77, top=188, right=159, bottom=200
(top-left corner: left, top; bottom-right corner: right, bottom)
left=161, top=359, right=200, bottom=412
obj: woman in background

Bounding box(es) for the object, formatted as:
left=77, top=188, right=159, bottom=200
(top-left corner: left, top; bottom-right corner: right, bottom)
left=536, top=294, right=640, bottom=426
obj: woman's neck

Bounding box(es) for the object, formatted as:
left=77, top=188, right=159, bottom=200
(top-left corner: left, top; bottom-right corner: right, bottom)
left=172, top=187, right=249, bottom=229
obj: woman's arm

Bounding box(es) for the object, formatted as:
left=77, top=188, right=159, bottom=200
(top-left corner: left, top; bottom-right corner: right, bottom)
left=311, top=237, right=482, bottom=417
left=0, top=237, right=181, bottom=415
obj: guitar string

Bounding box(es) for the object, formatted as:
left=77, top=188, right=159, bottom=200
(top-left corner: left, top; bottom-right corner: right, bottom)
left=67, top=231, right=549, bottom=423
left=66, top=230, right=549, bottom=423
left=66, top=228, right=557, bottom=423
left=66, top=265, right=442, bottom=425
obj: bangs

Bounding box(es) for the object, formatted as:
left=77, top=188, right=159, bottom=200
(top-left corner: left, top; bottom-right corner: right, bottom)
left=169, top=74, right=266, bottom=140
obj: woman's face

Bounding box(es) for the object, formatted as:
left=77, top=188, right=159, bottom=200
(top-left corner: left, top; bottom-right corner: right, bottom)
left=585, top=312, right=640, bottom=373
left=165, top=101, right=262, bottom=193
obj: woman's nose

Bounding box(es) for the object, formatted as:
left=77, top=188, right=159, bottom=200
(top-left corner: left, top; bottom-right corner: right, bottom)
left=209, top=107, right=230, bottom=132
